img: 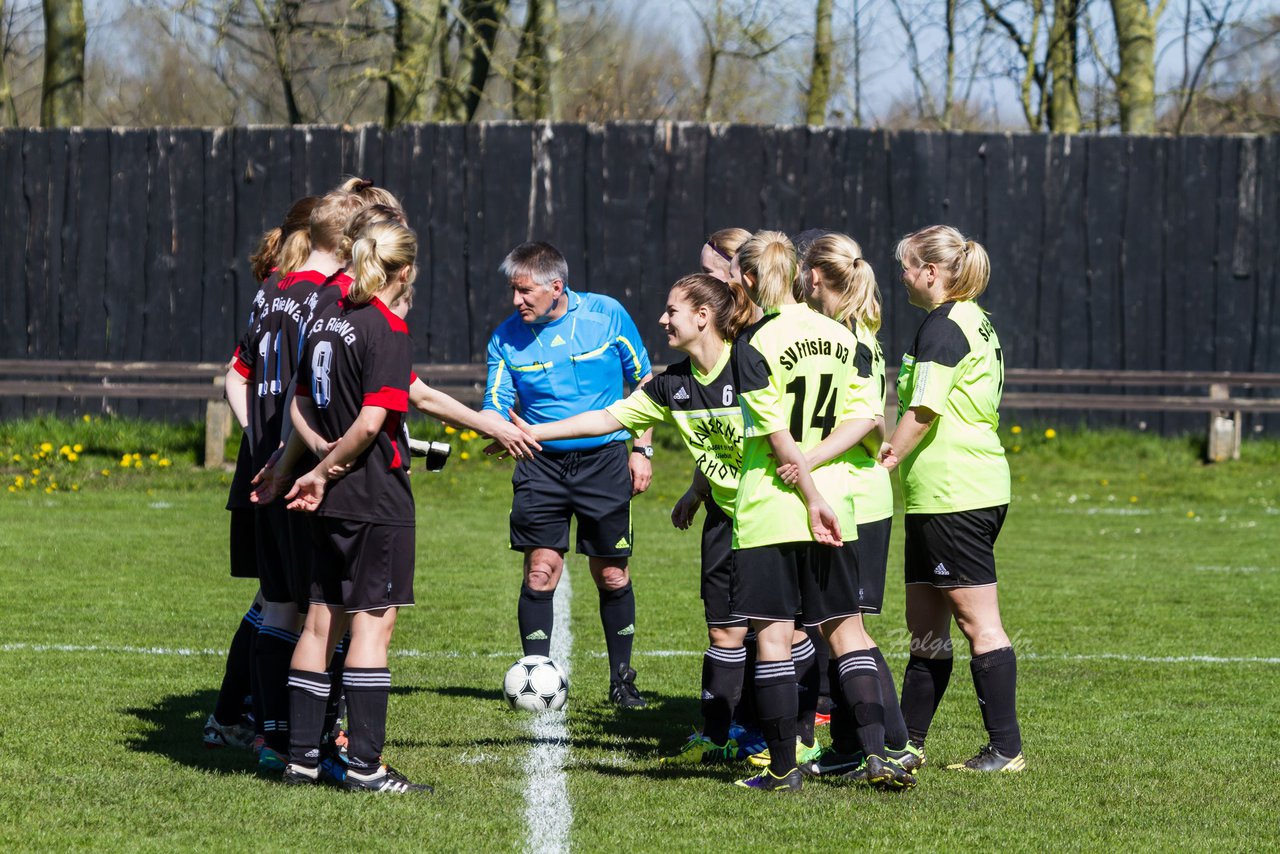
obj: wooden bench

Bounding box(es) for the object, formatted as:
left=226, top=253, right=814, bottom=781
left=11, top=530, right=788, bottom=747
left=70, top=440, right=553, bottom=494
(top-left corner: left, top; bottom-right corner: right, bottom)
left=3, top=361, right=1277, bottom=466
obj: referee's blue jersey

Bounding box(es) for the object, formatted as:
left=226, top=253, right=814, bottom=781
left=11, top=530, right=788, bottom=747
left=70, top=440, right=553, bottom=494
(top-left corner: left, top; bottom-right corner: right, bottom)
left=484, top=288, right=652, bottom=452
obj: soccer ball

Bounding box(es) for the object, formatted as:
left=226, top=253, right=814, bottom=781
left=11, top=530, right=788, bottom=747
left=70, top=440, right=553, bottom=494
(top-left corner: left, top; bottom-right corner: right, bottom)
left=503, top=655, right=569, bottom=712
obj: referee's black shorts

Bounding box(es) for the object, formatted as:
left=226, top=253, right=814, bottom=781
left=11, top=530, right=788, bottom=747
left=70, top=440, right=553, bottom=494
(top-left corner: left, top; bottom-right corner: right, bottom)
left=904, top=505, right=1008, bottom=588
left=509, top=442, right=633, bottom=558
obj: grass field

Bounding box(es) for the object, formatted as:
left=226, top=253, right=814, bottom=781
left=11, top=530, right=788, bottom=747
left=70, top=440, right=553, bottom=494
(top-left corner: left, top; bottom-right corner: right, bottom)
left=1, top=418, right=1278, bottom=851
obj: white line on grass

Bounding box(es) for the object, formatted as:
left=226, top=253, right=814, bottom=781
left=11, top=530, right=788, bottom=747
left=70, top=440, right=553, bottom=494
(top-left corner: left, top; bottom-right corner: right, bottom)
left=7, top=642, right=1279, bottom=667
left=522, top=565, right=572, bottom=854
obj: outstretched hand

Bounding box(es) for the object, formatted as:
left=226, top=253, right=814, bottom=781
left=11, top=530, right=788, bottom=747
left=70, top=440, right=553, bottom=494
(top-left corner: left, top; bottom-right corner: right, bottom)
left=670, top=489, right=702, bottom=530
left=285, top=470, right=327, bottom=512
left=249, top=447, right=288, bottom=505
left=808, top=500, right=843, bottom=548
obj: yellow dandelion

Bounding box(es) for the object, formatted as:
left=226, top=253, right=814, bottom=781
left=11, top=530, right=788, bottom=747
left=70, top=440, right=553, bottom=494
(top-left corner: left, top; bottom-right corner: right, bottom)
left=119, top=458, right=131, bottom=468
left=100, top=469, right=110, bottom=477
left=460, top=451, right=471, bottom=461
left=14, top=476, right=24, bottom=487
left=73, top=444, right=83, bottom=453
left=1044, top=428, right=1057, bottom=439
left=59, top=445, right=72, bottom=456
left=30, top=468, right=40, bottom=476
left=1099, top=479, right=1109, bottom=486
left=1012, top=445, right=1021, bottom=453
left=134, top=460, right=143, bottom=469
left=131, top=453, right=142, bottom=461
left=6, top=486, right=13, bottom=493
left=1186, top=511, right=1195, bottom=518
left=81, top=414, right=91, bottom=423
left=1129, top=496, right=1138, bottom=504
left=48, top=481, right=57, bottom=490
left=66, top=452, right=78, bottom=462
left=71, top=484, right=79, bottom=491
left=10, top=454, right=19, bottom=462
left=444, top=426, right=457, bottom=435
left=149, top=453, right=159, bottom=461
left=159, top=459, right=171, bottom=467
left=1011, top=425, right=1022, bottom=434
left=39, top=442, right=53, bottom=453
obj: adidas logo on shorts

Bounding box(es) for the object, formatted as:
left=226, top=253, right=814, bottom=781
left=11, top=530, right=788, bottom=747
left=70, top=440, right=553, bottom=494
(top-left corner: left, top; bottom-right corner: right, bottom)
left=933, top=563, right=950, bottom=576
left=615, top=536, right=630, bottom=549
left=673, top=386, right=691, bottom=401
left=525, top=630, right=549, bottom=641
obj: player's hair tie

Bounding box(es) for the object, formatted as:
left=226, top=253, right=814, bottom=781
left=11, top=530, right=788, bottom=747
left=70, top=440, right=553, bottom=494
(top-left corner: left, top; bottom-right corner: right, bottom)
left=705, top=239, right=733, bottom=263
left=354, top=178, right=375, bottom=191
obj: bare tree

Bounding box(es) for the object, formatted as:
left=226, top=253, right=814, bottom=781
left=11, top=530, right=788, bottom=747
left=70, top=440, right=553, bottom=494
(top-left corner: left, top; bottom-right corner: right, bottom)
left=512, top=0, right=561, bottom=119
left=40, top=0, right=84, bottom=126
left=385, top=0, right=443, bottom=127
left=805, top=0, right=832, bottom=124
left=685, top=0, right=796, bottom=122
left=981, top=0, right=1082, bottom=132
left=0, top=0, right=20, bottom=125
left=434, top=0, right=509, bottom=121
left=1170, top=0, right=1238, bottom=133
left=1109, top=0, right=1167, bottom=132
left=887, top=0, right=989, bottom=129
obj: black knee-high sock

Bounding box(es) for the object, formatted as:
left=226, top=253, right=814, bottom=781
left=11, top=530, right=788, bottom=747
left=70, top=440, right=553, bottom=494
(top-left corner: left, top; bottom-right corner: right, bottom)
left=736, top=630, right=759, bottom=728
left=836, top=650, right=885, bottom=760
left=869, top=647, right=909, bottom=750
left=323, top=631, right=351, bottom=741
left=970, top=647, right=1022, bottom=756
left=805, top=624, right=831, bottom=702
left=701, top=645, right=746, bottom=745
left=518, top=585, right=554, bottom=657
left=214, top=602, right=260, bottom=725
left=900, top=654, right=953, bottom=746
left=826, top=659, right=857, bottom=754
left=254, top=624, right=299, bottom=753
left=287, top=669, right=330, bottom=768
left=792, top=637, right=819, bottom=746
left=754, top=659, right=798, bottom=776
left=599, top=583, right=636, bottom=677
left=343, top=667, right=391, bottom=774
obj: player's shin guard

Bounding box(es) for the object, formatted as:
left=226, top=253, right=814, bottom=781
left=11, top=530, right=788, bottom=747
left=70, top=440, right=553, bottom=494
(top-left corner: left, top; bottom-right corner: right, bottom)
left=255, top=624, right=300, bottom=752
left=518, top=585, right=554, bottom=658
left=701, top=645, right=746, bottom=746
left=213, top=602, right=260, bottom=726
left=343, top=667, right=392, bottom=774
left=870, top=646, right=909, bottom=750
left=901, top=654, right=953, bottom=746
left=323, top=631, right=351, bottom=742
left=735, top=630, right=759, bottom=727
left=598, top=582, right=636, bottom=677
left=792, top=637, right=819, bottom=745
left=970, top=647, right=1022, bottom=756
left=287, top=669, right=330, bottom=769
left=754, top=660, right=798, bottom=776
left=837, top=650, right=885, bottom=760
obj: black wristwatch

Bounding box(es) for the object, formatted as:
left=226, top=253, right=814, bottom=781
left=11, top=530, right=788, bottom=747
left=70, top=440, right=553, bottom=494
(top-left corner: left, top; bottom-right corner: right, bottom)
left=632, top=445, right=653, bottom=459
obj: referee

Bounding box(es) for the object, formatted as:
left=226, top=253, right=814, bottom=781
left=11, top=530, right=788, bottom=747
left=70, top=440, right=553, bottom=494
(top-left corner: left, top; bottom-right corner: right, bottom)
left=484, top=242, right=655, bottom=707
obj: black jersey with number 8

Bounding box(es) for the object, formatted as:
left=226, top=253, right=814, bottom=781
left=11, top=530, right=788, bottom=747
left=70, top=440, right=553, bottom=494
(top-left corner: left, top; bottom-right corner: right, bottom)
left=295, top=297, right=414, bottom=527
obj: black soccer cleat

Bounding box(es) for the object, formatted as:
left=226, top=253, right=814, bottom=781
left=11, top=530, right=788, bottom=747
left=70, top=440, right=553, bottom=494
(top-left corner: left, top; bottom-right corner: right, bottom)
left=342, top=763, right=433, bottom=794
left=946, top=744, right=1026, bottom=772
left=282, top=764, right=321, bottom=786
left=842, top=754, right=918, bottom=790
left=734, top=767, right=804, bottom=793
left=609, top=663, right=647, bottom=709
left=887, top=741, right=927, bottom=773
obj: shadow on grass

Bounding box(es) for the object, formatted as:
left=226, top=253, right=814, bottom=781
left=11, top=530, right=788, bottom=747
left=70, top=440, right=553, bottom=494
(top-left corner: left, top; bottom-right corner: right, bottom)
left=122, top=689, right=257, bottom=776
left=422, top=683, right=505, bottom=703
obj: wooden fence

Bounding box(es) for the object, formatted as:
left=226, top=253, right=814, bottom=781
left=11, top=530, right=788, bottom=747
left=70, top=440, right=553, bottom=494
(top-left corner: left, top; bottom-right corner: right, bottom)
left=1, top=123, right=1276, bottom=429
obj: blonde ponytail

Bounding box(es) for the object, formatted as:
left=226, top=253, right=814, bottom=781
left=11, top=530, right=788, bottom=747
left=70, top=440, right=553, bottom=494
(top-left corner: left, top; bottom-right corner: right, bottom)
left=348, top=221, right=418, bottom=307
left=736, top=230, right=798, bottom=310
left=803, top=233, right=882, bottom=332
left=895, top=225, right=991, bottom=302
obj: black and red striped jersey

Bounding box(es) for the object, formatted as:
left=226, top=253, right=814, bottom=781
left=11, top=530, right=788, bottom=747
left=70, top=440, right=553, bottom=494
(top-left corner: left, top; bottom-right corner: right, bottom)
left=295, top=296, right=414, bottom=526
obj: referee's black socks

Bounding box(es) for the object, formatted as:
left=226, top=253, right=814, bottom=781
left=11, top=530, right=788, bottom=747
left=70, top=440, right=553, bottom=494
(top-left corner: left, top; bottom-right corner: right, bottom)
left=287, top=669, right=330, bottom=769
left=518, top=585, right=554, bottom=658
left=791, top=637, right=819, bottom=746
left=970, top=646, right=1022, bottom=756
left=344, top=667, right=392, bottom=774
left=701, top=645, right=746, bottom=746
left=754, top=659, right=798, bottom=776
left=836, top=650, right=885, bottom=760
left=598, top=582, right=636, bottom=677
left=901, top=654, right=953, bottom=747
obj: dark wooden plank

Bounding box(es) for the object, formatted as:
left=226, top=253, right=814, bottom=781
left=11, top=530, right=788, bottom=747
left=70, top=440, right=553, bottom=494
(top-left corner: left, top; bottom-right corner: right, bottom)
left=472, top=124, right=537, bottom=355
left=21, top=129, right=53, bottom=363
left=595, top=123, right=654, bottom=321
left=264, top=126, right=295, bottom=233
left=1253, top=136, right=1279, bottom=374
left=0, top=129, right=27, bottom=410
left=103, top=129, right=152, bottom=417
left=943, top=131, right=986, bottom=239
left=425, top=124, right=470, bottom=363
left=1083, top=135, right=1126, bottom=372
left=171, top=129, right=206, bottom=361
left=982, top=133, right=1044, bottom=371
left=202, top=128, right=240, bottom=361
left=305, top=126, right=343, bottom=194
left=636, top=122, right=671, bottom=359
left=1038, top=135, right=1086, bottom=371
left=841, top=130, right=896, bottom=346
left=543, top=123, right=588, bottom=282
left=705, top=124, right=766, bottom=232
left=581, top=123, right=606, bottom=292
left=233, top=127, right=273, bottom=331
left=1214, top=136, right=1247, bottom=372
left=1176, top=137, right=1219, bottom=374
left=800, top=126, right=843, bottom=232
left=357, top=124, right=387, bottom=189
left=74, top=129, right=111, bottom=364
left=762, top=125, right=806, bottom=233
left=661, top=122, right=708, bottom=291
left=52, top=131, right=83, bottom=417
